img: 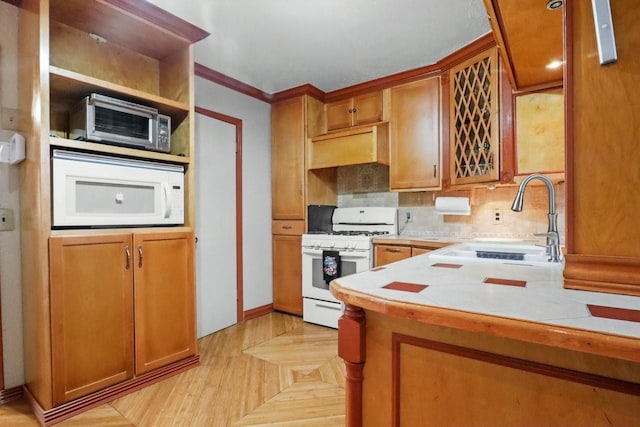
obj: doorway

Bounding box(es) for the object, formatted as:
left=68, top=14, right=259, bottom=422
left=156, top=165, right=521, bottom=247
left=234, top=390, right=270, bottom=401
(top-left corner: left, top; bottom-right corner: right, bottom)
left=194, top=108, right=243, bottom=338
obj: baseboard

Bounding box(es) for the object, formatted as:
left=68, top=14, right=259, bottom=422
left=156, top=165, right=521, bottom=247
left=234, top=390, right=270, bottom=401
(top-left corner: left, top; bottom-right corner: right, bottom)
left=24, top=355, right=199, bottom=426
left=0, top=385, right=23, bottom=404
left=244, top=304, right=273, bottom=320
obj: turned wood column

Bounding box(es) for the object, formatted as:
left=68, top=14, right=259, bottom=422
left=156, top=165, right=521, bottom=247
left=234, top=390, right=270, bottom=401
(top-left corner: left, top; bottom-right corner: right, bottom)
left=338, top=304, right=366, bottom=427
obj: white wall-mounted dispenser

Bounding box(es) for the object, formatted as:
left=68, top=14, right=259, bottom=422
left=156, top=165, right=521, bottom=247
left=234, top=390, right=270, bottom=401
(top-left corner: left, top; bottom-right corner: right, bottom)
left=0, top=133, right=26, bottom=165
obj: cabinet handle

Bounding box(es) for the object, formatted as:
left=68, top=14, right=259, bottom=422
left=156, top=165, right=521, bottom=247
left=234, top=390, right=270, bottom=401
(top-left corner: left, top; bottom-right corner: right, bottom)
left=283, top=226, right=292, bottom=230
left=138, top=245, right=143, bottom=268
left=433, top=164, right=437, bottom=178
left=385, top=248, right=402, bottom=253
left=125, top=246, right=131, bottom=270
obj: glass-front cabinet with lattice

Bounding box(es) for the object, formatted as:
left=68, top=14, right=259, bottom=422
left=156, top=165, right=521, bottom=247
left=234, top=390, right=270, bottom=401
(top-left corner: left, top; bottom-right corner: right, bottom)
left=449, top=48, right=500, bottom=185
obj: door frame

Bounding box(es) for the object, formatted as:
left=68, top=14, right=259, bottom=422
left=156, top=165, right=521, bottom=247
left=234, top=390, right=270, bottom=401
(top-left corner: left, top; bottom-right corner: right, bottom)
left=195, top=106, right=244, bottom=323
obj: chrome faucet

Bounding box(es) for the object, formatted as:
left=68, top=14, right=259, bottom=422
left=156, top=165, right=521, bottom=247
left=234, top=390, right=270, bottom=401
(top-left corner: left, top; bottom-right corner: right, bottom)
left=511, top=174, right=561, bottom=262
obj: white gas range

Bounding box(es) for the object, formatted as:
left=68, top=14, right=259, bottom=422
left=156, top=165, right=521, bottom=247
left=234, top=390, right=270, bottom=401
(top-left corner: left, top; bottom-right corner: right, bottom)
left=301, top=207, right=398, bottom=328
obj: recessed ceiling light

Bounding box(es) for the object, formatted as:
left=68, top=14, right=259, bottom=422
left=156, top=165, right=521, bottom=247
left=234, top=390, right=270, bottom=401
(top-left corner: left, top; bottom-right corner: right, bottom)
left=546, top=0, right=563, bottom=10
left=546, top=60, right=564, bottom=69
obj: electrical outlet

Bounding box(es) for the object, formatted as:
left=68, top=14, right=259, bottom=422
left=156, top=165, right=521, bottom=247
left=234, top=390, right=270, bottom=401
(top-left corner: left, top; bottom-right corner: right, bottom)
left=405, top=211, right=413, bottom=222
left=0, top=208, right=15, bottom=231
left=493, top=208, right=503, bottom=225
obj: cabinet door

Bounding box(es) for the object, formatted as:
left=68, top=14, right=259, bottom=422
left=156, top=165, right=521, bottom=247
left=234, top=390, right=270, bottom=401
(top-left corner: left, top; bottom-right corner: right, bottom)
left=390, top=78, right=441, bottom=190
left=134, top=231, right=196, bottom=375
left=449, top=48, right=500, bottom=185
left=272, top=97, right=306, bottom=219
left=353, top=92, right=383, bottom=126
left=50, top=234, right=134, bottom=405
left=515, top=88, right=564, bottom=175
left=326, top=98, right=354, bottom=131
left=272, top=234, right=303, bottom=315
left=411, top=247, right=432, bottom=257
left=374, top=244, right=412, bottom=267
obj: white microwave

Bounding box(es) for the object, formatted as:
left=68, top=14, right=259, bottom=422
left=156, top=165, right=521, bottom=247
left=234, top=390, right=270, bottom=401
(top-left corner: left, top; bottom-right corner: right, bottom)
left=52, top=150, right=184, bottom=227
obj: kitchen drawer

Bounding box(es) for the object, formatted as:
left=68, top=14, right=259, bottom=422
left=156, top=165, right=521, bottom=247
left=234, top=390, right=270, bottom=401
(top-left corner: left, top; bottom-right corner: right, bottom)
left=374, top=244, right=412, bottom=267
left=303, top=298, right=342, bottom=329
left=272, top=220, right=305, bottom=235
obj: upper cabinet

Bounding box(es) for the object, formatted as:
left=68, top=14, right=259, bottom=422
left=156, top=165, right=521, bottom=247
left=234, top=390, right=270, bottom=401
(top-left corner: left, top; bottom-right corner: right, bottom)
left=325, top=91, right=384, bottom=131
left=449, top=48, right=500, bottom=185
left=483, top=0, right=563, bottom=91
left=389, top=77, right=441, bottom=191
left=514, top=88, right=564, bottom=175
left=272, top=96, right=324, bottom=220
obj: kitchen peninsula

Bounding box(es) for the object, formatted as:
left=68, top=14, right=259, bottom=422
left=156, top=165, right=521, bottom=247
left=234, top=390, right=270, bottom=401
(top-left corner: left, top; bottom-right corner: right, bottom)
left=331, top=246, right=640, bottom=426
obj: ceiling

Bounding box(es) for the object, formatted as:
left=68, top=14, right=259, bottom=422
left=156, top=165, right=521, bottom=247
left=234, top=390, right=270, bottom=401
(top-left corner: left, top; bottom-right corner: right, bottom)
left=147, top=0, right=491, bottom=94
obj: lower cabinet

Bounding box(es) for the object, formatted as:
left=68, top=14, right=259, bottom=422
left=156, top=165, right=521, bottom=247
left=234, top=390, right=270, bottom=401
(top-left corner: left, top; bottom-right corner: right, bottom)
left=374, top=244, right=412, bottom=267
left=374, top=242, right=446, bottom=267
left=49, top=230, right=196, bottom=405
left=272, top=233, right=303, bottom=315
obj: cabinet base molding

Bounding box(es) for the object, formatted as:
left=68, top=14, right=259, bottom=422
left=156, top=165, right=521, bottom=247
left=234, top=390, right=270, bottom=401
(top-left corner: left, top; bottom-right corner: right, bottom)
left=244, top=304, right=274, bottom=321
left=564, top=253, right=640, bottom=296
left=24, top=355, right=199, bottom=427
left=0, top=385, right=23, bottom=404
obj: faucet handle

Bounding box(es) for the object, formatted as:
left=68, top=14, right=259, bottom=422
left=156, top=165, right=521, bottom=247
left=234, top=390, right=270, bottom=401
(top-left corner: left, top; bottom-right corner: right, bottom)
left=534, top=231, right=559, bottom=241
left=533, top=231, right=561, bottom=262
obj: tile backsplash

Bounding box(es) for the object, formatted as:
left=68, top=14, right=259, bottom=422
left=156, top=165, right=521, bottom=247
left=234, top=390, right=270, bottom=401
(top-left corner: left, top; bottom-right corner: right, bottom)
left=337, top=164, right=565, bottom=243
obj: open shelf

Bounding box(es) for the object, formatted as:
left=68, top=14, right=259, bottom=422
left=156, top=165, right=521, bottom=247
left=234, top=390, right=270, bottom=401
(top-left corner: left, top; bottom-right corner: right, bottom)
left=49, top=66, right=190, bottom=123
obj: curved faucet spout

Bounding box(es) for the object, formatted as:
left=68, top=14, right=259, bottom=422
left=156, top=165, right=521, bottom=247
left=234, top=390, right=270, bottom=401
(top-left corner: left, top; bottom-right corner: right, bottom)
left=511, top=174, right=560, bottom=262
left=511, top=173, right=556, bottom=214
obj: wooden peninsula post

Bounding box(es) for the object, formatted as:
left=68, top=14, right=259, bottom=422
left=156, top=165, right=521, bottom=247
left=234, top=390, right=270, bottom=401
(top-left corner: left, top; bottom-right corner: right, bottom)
left=338, top=304, right=366, bottom=427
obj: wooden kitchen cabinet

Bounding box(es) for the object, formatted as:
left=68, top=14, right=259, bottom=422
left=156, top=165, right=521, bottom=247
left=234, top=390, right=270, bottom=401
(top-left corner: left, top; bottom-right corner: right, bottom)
left=272, top=234, right=303, bottom=315
left=49, top=231, right=196, bottom=405
left=133, top=231, right=196, bottom=375
left=271, top=95, right=325, bottom=315
left=326, top=91, right=383, bottom=131
left=411, top=247, right=432, bottom=257
left=49, top=234, right=134, bottom=406
left=449, top=47, right=500, bottom=185
left=374, top=244, right=412, bottom=267
left=389, top=77, right=441, bottom=191
left=17, top=2, right=205, bottom=418
left=514, top=88, right=564, bottom=175
left=374, top=240, right=450, bottom=267
left=483, top=0, right=563, bottom=91
left=272, top=96, right=324, bottom=219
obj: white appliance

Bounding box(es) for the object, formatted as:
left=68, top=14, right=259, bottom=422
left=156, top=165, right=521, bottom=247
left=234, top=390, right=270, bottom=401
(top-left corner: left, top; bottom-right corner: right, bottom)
left=301, top=207, right=398, bottom=328
left=52, top=149, right=184, bottom=227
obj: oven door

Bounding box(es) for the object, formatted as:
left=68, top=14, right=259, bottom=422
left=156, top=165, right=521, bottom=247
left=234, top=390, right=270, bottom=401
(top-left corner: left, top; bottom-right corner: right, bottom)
left=301, top=247, right=370, bottom=303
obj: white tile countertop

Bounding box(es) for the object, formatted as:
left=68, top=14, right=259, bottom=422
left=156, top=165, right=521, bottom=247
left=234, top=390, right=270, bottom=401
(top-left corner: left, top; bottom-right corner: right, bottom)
left=331, top=242, right=640, bottom=363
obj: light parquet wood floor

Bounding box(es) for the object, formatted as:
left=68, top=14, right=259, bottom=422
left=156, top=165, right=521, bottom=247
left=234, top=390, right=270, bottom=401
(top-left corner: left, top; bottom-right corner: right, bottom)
left=0, top=313, right=345, bottom=426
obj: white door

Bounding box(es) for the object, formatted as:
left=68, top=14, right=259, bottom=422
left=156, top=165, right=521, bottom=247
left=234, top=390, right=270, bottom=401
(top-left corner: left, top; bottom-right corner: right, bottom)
left=195, top=113, right=238, bottom=338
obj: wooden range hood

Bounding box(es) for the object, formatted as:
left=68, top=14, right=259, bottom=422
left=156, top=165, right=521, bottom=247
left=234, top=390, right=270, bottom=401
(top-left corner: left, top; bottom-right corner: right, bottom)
left=307, top=122, right=389, bottom=169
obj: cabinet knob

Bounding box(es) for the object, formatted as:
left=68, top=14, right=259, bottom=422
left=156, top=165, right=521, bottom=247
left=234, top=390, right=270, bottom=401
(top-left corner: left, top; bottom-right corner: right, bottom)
left=348, top=108, right=354, bottom=113
left=352, top=108, right=357, bottom=113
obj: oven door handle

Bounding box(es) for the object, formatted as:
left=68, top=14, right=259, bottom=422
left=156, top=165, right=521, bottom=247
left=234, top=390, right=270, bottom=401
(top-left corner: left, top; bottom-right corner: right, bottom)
left=313, top=301, right=343, bottom=311
left=302, top=248, right=368, bottom=257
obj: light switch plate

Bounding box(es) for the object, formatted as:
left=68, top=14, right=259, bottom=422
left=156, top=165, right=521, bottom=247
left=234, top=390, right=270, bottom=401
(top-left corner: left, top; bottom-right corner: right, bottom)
left=0, top=208, right=15, bottom=231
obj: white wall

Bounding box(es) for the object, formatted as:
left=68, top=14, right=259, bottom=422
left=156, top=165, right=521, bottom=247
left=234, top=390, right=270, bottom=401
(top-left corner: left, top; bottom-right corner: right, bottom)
left=0, top=2, right=24, bottom=388
left=194, top=76, right=273, bottom=311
